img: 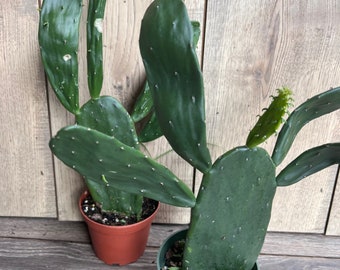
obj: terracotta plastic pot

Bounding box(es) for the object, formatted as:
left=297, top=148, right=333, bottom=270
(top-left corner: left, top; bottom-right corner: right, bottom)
left=79, top=190, right=159, bottom=265
left=157, top=229, right=259, bottom=270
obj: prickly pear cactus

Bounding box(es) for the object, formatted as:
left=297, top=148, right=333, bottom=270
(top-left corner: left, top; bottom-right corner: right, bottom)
left=183, top=147, right=276, bottom=270
left=42, top=0, right=340, bottom=267
left=139, top=0, right=211, bottom=173
left=39, top=0, right=144, bottom=218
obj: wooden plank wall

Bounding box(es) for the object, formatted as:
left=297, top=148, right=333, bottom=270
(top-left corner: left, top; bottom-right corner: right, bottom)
left=0, top=0, right=56, bottom=218
left=203, top=0, right=340, bottom=234
left=0, top=0, right=339, bottom=235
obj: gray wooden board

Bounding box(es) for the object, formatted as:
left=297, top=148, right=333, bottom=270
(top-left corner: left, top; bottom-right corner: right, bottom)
left=0, top=238, right=339, bottom=270
left=0, top=238, right=157, bottom=270
left=0, top=218, right=340, bottom=269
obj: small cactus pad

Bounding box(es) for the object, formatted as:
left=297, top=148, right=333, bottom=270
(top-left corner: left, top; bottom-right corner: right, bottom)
left=272, top=87, right=340, bottom=165
left=246, top=87, right=293, bottom=148
left=76, top=96, right=139, bottom=148
left=131, top=81, right=153, bottom=123
left=277, top=143, right=340, bottom=186
left=183, top=146, right=276, bottom=270
left=49, top=125, right=196, bottom=208
left=39, top=0, right=82, bottom=114
left=87, top=0, right=106, bottom=98
left=139, top=0, right=211, bottom=173
left=138, top=111, right=163, bottom=143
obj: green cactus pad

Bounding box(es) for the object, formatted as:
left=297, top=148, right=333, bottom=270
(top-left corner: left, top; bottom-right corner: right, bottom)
left=87, top=0, right=106, bottom=99
left=76, top=96, right=139, bottom=148
left=139, top=0, right=211, bottom=173
left=131, top=20, right=200, bottom=126
left=272, top=87, right=340, bottom=165
left=183, top=146, right=276, bottom=270
left=131, top=81, right=153, bottom=123
left=39, top=0, right=82, bottom=114
left=138, top=111, right=163, bottom=143
left=246, top=87, right=293, bottom=148
left=277, top=143, right=340, bottom=186
left=134, top=20, right=202, bottom=143
left=50, top=125, right=195, bottom=208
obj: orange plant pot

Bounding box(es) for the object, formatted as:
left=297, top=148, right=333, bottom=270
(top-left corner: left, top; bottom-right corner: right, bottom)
left=79, top=190, right=160, bottom=265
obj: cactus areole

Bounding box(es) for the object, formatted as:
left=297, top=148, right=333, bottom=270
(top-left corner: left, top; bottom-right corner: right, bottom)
left=40, top=0, right=340, bottom=268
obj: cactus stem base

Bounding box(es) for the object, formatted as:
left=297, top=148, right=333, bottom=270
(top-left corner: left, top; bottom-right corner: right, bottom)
left=81, top=192, right=158, bottom=226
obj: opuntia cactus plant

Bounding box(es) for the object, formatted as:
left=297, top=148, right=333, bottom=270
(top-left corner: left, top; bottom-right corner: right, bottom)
left=39, top=0, right=202, bottom=219
left=38, top=0, right=145, bottom=218
left=39, top=0, right=190, bottom=220
left=43, top=0, right=340, bottom=269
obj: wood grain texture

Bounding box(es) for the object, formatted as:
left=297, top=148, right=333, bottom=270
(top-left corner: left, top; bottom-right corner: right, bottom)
left=262, top=232, right=340, bottom=258
left=1, top=238, right=339, bottom=270
left=0, top=217, right=90, bottom=243
left=2, top=218, right=340, bottom=259
left=0, top=220, right=340, bottom=269
left=0, top=0, right=56, bottom=217
left=0, top=238, right=158, bottom=270
left=258, top=256, right=340, bottom=270
left=202, top=0, right=340, bottom=232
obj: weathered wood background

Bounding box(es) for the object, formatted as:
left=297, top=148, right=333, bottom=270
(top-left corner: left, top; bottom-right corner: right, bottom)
left=0, top=0, right=339, bottom=235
